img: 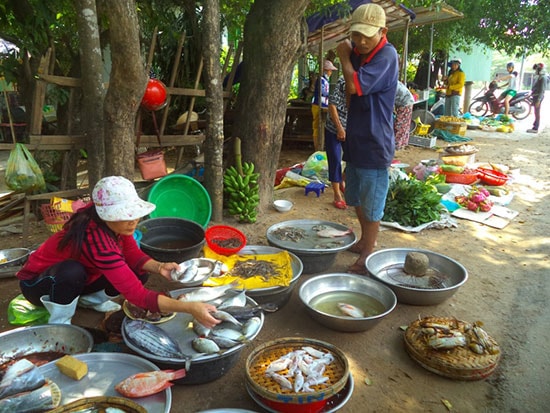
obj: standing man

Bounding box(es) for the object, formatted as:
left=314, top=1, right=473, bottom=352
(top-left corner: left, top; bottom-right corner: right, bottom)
left=336, top=3, right=398, bottom=274
left=527, top=63, right=547, bottom=133
left=312, top=59, right=338, bottom=151
left=443, top=58, right=466, bottom=117
left=497, top=62, right=518, bottom=116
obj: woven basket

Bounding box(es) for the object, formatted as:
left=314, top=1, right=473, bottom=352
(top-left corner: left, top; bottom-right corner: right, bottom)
left=245, top=337, right=349, bottom=405
left=404, top=316, right=500, bottom=380
left=40, top=204, right=73, bottom=233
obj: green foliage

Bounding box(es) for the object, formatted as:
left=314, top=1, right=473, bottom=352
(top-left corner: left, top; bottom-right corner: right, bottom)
left=383, top=176, right=444, bottom=227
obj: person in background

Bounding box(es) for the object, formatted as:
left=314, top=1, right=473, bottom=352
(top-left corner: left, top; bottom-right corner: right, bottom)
left=311, top=59, right=338, bottom=151
left=394, top=81, right=415, bottom=149
left=496, top=62, right=518, bottom=116
left=443, top=58, right=465, bottom=117
left=16, top=176, right=221, bottom=327
left=336, top=3, right=398, bottom=274
left=527, top=63, right=547, bottom=133
left=325, top=76, right=348, bottom=209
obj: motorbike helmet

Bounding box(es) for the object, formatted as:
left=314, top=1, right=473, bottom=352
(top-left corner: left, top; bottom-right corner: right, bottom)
left=533, top=63, right=544, bottom=73
left=506, top=62, right=515, bottom=70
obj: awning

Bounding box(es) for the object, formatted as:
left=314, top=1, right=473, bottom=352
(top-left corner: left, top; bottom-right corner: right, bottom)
left=306, top=0, right=463, bottom=54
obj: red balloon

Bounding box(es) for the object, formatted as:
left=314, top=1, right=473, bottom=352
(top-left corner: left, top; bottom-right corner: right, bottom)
left=141, top=78, right=167, bottom=111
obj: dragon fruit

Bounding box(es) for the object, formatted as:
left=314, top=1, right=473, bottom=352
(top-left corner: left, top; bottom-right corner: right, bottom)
left=455, top=185, right=494, bottom=213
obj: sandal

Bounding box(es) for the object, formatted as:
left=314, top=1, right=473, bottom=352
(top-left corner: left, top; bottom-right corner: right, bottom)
left=333, top=200, right=347, bottom=210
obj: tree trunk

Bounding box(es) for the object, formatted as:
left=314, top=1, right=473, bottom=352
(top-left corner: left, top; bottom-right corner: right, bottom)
left=201, top=0, right=224, bottom=223
left=75, top=0, right=105, bottom=187
left=103, top=0, right=147, bottom=179
left=233, top=0, right=309, bottom=213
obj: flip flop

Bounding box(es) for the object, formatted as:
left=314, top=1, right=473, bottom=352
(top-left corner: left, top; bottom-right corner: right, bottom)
left=333, top=200, right=347, bottom=210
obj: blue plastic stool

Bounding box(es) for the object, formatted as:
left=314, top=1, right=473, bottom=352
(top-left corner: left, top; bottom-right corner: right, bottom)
left=305, top=182, right=325, bottom=197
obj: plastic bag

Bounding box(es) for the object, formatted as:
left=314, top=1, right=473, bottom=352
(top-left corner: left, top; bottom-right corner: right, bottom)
left=7, top=294, right=50, bottom=325
left=5, top=143, right=46, bottom=192
left=301, top=151, right=329, bottom=183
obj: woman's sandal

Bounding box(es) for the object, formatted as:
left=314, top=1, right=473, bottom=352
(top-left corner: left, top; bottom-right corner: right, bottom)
left=333, top=200, right=347, bottom=210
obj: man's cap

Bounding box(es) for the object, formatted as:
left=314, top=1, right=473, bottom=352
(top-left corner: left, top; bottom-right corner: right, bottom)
left=349, top=4, right=386, bottom=38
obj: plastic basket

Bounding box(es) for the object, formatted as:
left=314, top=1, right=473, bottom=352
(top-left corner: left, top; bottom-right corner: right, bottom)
left=442, top=171, right=479, bottom=185
left=409, top=135, right=436, bottom=148
left=40, top=204, right=73, bottom=233
left=415, top=124, right=431, bottom=136
left=205, top=225, right=246, bottom=256
left=476, top=168, right=508, bottom=186
left=434, top=120, right=467, bottom=136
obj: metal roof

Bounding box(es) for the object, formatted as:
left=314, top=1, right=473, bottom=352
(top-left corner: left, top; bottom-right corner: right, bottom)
left=306, top=0, right=463, bottom=54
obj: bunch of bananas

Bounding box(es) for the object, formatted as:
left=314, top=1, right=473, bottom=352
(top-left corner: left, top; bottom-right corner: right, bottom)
left=223, top=162, right=260, bottom=223
left=438, top=116, right=464, bottom=123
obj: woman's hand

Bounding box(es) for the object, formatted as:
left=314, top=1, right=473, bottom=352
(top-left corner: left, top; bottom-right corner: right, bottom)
left=187, top=302, right=221, bottom=329
left=157, top=261, right=179, bottom=281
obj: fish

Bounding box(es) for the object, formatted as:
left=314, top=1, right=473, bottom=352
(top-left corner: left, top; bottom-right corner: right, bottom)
left=220, top=303, right=278, bottom=320
left=314, top=226, right=352, bottom=238
left=124, top=320, right=188, bottom=359
left=192, top=319, right=211, bottom=337
left=241, top=316, right=262, bottom=338
left=337, top=303, right=365, bottom=318
left=211, top=310, right=242, bottom=326
left=192, top=337, right=221, bottom=354
left=209, top=334, right=241, bottom=349
left=115, top=369, right=186, bottom=398
left=0, top=380, right=61, bottom=412
left=172, top=264, right=199, bottom=282
left=177, top=280, right=240, bottom=302
left=210, top=327, right=247, bottom=342
left=0, top=359, right=46, bottom=399
left=217, top=290, right=247, bottom=309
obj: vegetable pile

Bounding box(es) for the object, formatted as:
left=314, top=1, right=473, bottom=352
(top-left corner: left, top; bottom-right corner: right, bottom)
left=455, top=186, right=493, bottom=212
left=384, top=177, right=444, bottom=227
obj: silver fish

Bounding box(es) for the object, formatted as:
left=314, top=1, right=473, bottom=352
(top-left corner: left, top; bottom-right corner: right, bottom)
left=219, top=303, right=278, bottom=321
left=192, top=319, right=211, bottom=337
left=192, top=337, right=221, bottom=354
left=212, top=310, right=242, bottom=326
left=172, top=264, right=199, bottom=282
left=0, top=380, right=61, bottom=412
left=217, top=290, right=247, bottom=309
left=177, top=281, right=240, bottom=302
left=210, top=327, right=246, bottom=342
left=124, top=320, right=187, bottom=359
left=209, top=334, right=241, bottom=349
left=0, top=359, right=46, bottom=399
left=338, top=302, right=365, bottom=318
left=242, top=316, right=262, bottom=338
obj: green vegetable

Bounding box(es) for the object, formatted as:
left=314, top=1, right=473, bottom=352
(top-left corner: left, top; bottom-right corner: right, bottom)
left=383, top=177, right=444, bottom=227
left=440, top=164, right=464, bottom=173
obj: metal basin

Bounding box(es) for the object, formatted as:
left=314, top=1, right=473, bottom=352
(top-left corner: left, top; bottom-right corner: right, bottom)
left=365, top=248, right=468, bottom=305
left=299, top=273, right=397, bottom=332
left=236, top=246, right=303, bottom=308
left=122, top=296, right=264, bottom=384
left=266, top=220, right=356, bottom=274
left=0, top=324, right=94, bottom=365
left=0, top=248, right=30, bottom=278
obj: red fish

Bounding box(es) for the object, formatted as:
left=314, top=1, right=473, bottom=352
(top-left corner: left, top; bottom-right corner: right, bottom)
left=115, top=369, right=186, bottom=398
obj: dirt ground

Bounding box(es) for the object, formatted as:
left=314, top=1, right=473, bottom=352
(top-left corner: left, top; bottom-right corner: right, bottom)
left=0, top=113, right=549, bottom=412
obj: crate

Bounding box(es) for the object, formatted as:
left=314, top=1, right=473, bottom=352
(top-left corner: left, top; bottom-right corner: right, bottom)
left=415, top=124, right=431, bottom=136
left=409, top=135, right=437, bottom=148
left=434, top=120, right=467, bottom=136
left=40, top=204, right=73, bottom=233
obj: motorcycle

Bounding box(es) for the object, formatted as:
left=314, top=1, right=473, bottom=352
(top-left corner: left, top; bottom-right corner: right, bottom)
left=467, top=80, right=532, bottom=120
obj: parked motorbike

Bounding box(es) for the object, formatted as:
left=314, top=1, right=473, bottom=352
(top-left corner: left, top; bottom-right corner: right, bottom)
left=468, top=80, right=532, bottom=120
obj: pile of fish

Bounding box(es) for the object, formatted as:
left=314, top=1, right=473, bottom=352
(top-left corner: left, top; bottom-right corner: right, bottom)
left=124, top=286, right=270, bottom=362
left=264, top=346, right=335, bottom=393
left=0, top=359, right=61, bottom=412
